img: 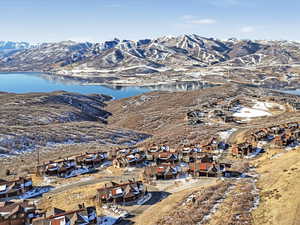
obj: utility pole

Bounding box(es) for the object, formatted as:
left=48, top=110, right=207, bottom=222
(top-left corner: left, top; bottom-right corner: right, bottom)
left=37, top=147, right=40, bottom=166
left=37, top=136, right=40, bottom=166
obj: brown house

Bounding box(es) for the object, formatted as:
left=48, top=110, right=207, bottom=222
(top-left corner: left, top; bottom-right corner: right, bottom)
left=0, top=178, right=33, bottom=200
left=32, top=204, right=97, bottom=225
left=144, top=163, right=179, bottom=180
left=285, top=122, right=299, bottom=131
left=0, top=200, right=38, bottom=225
left=273, top=133, right=295, bottom=147
left=113, top=152, right=145, bottom=168
left=189, top=162, right=219, bottom=177
left=97, top=180, right=145, bottom=204
left=231, top=142, right=254, bottom=157
left=36, top=158, right=76, bottom=177
left=76, top=152, right=107, bottom=167
left=200, top=138, right=219, bottom=152
left=251, top=129, right=268, bottom=142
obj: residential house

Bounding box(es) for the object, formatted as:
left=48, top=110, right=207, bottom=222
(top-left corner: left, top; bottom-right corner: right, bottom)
left=36, top=158, right=77, bottom=177
left=199, top=138, right=219, bottom=152
left=0, top=178, right=33, bottom=200
left=273, top=132, right=295, bottom=147
left=97, top=181, right=145, bottom=204
left=113, top=151, right=145, bottom=168
left=76, top=152, right=107, bottom=167
left=144, top=163, right=180, bottom=180
left=32, top=204, right=97, bottom=225
left=188, top=162, right=219, bottom=177
left=231, top=142, right=254, bottom=157
left=0, top=200, right=38, bottom=225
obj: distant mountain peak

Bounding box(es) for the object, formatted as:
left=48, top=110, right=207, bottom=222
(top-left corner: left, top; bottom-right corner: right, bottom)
left=0, top=34, right=299, bottom=74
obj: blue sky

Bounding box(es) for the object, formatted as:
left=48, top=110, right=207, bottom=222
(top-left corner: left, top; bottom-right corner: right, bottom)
left=0, top=0, right=299, bottom=43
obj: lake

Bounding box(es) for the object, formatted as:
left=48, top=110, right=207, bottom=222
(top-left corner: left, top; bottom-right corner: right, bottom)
left=281, top=89, right=300, bottom=96
left=0, top=72, right=152, bottom=99
left=0, top=72, right=215, bottom=99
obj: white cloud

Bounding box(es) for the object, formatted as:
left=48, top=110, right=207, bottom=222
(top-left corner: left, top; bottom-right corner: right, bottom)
left=189, top=19, right=217, bottom=24
left=240, top=26, right=255, bottom=33
left=181, top=15, right=217, bottom=25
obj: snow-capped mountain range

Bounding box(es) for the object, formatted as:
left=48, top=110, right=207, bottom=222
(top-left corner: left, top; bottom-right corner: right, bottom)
left=0, top=41, right=31, bottom=58
left=0, top=34, right=300, bottom=75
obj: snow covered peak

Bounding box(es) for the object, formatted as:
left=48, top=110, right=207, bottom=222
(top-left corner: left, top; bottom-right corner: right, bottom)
left=0, top=41, right=30, bottom=50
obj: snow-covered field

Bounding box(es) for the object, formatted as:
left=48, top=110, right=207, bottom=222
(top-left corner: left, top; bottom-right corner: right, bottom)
left=233, top=100, right=285, bottom=119
left=233, top=107, right=271, bottom=118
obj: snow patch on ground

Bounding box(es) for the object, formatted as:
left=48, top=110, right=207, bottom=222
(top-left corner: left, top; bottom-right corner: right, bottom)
left=285, top=142, right=300, bottom=151
left=253, top=101, right=285, bottom=111
left=218, top=128, right=237, bottom=141
left=100, top=161, right=112, bottom=168
left=197, top=185, right=234, bottom=225
left=63, top=167, right=94, bottom=178
left=270, top=152, right=284, bottom=159
left=42, top=176, right=55, bottom=185
left=137, top=193, right=152, bottom=205
left=19, top=187, right=52, bottom=199
left=103, top=205, right=129, bottom=218
left=233, top=107, right=271, bottom=118
left=245, top=148, right=263, bottom=159
left=232, top=100, right=284, bottom=119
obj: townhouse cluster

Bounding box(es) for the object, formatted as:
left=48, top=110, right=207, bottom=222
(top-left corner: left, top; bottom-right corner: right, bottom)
left=36, top=151, right=109, bottom=178
left=0, top=200, right=97, bottom=225
left=232, top=122, right=300, bottom=157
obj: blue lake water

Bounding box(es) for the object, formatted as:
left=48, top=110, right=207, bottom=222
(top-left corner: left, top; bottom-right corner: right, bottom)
left=281, top=89, right=300, bottom=96
left=0, top=72, right=217, bottom=99
left=0, top=72, right=152, bottom=99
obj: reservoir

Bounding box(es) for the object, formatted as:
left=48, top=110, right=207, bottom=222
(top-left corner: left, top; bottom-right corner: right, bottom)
left=0, top=72, right=215, bottom=99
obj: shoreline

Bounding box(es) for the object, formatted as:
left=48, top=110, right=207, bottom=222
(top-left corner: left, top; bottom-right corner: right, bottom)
left=1, top=70, right=300, bottom=96
left=0, top=70, right=223, bottom=87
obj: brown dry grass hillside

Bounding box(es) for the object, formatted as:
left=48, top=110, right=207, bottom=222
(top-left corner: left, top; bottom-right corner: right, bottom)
left=253, top=148, right=300, bottom=225
left=106, top=85, right=239, bottom=146
left=0, top=91, right=149, bottom=155
left=0, top=91, right=149, bottom=176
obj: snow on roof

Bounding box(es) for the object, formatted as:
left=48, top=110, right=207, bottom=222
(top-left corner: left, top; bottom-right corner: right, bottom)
left=0, top=185, right=6, bottom=192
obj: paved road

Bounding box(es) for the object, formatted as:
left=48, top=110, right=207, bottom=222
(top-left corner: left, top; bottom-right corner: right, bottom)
left=130, top=191, right=167, bottom=215
left=47, top=169, right=142, bottom=195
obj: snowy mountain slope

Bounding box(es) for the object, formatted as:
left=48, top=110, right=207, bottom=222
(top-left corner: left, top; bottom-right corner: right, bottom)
left=0, top=41, right=31, bottom=58
left=0, top=41, right=93, bottom=71
left=0, top=35, right=300, bottom=74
